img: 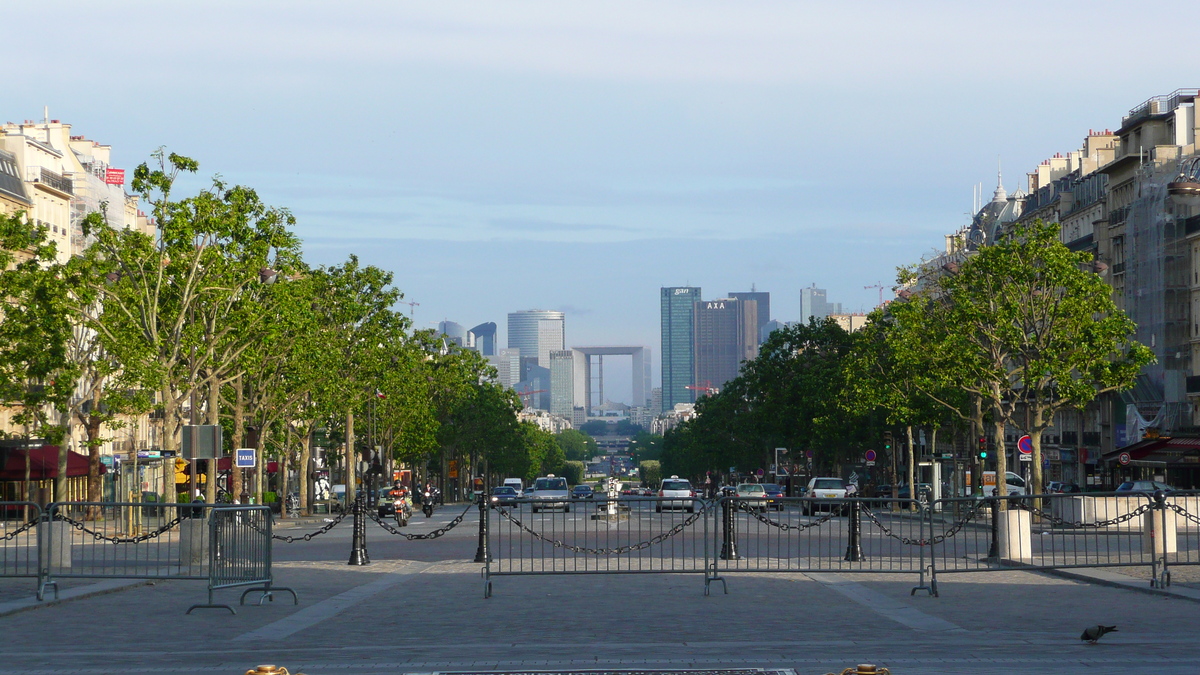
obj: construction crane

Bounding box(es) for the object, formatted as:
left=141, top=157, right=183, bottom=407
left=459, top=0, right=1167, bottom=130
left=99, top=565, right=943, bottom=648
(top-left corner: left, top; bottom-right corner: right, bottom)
left=685, top=381, right=719, bottom=398
left=515, top=387, right=547, bottom=408
left=401, top=300, right=419, bottom=317
left=864, top=283, right=886, bottom=308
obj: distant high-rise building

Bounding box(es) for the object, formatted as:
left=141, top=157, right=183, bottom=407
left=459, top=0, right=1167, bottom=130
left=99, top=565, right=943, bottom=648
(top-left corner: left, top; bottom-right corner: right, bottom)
left=760, top=319, right=785, bottom=345
left=487, top=348, right=522, bottom=389
left=549, top=350, right=575, bottom=418
left=694, top=297, right=758, bottom=393
left=437, top=320, right=468, bottom=347
left=469, top=322, right=497, bottom=356
left=800, top=284, right=841, bottom=322
left=729, top=289, right=770, bottom=335
left=507, top=310, right=565, bottom=378
left=661, top=286, right=700, bottom=412
left=516, top=365, right=551, bottom=411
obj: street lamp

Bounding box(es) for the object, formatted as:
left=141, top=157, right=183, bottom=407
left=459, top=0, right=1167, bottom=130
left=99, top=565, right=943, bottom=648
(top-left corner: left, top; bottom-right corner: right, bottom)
left=1168, top=157, right=1200, bottom=210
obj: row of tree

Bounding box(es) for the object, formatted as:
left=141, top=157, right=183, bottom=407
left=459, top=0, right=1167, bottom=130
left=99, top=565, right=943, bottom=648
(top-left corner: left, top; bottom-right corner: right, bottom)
left=0, top=151, right=572, bottom=511
left=663, top=222, right=1153, bottom=500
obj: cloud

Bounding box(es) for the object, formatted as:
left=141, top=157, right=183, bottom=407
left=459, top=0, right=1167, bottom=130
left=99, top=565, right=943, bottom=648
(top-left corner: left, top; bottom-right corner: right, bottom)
left=489, top=217, right=642, bottom=234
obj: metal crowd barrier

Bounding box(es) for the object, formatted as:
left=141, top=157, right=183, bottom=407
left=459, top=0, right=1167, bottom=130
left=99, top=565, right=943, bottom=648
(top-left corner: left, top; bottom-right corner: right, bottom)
left=188, top=505, right=296, bottom=614
left=1, top=502, right=43, bottom=596
left=709, top=496, right=931, bottom=595
left=485, top=497, right=711, bottom=597
left=42, top=501, right=212, bottom=600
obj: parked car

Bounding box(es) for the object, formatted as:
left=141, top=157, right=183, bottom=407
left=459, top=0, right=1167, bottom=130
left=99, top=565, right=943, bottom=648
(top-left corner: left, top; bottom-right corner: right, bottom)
left=760, top=483, right=786, bottom=510
left=1115, top=480, right=1175, bottom=493
left=657, top=476, right=696, bottom=513
left=735, top=483, right=769, bottom=512
left=490, top=486, right=520, bottom=506
left=803, top=477, right=847, bottom=515
left=571, top=485, right=595, bottom=499
left=896, top=483, right=932, bottom=503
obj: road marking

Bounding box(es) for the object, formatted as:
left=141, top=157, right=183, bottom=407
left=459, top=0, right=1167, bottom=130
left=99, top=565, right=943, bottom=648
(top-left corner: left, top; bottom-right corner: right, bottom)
left=234, top=562, right=433, bottom=642
left=804, top=572, right=966, bottom=632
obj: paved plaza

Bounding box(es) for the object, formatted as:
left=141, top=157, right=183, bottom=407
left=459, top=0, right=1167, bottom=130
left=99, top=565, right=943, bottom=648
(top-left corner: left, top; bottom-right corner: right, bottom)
left=3, top=507, right=1200, bottom=675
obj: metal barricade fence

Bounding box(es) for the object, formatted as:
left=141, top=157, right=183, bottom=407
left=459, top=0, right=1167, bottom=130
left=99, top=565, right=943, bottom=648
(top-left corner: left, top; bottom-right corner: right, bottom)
left=1, top=502, right=42, bottom=596
left=188, top=505, right=295, bottom=614
left=927, top=492, right=1179, bottom=593
left=485, top=497, right=711, bottom=597
left=42, top=500, right=214, bottom=600
left=709, top=496, right=931, bottom=595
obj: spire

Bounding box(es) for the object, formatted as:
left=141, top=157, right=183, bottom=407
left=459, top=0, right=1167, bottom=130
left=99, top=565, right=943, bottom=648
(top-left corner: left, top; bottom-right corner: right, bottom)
left=992, top=157, right=1007, bottom=203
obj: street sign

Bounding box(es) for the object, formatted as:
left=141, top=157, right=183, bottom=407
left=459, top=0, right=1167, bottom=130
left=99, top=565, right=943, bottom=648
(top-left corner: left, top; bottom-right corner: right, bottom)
left=1118, top=451, right=1131, bottom=466
left=1020, top=453, right=1032, bottom=462
left=864, top=450, right=877, bottom=462
left=866, top=461, right=876, bottom=467
left=235, top=448, right=255, bottom=468
left=756, top=468, right=764, bottom=476
left=805, top=450, right=813, bottom=459
left=1017, top=435, right=1033, bottom=455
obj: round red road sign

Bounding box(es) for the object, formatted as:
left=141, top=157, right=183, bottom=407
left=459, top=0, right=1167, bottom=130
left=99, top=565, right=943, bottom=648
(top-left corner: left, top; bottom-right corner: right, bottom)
left=1118, top=452, right=1131, bottom=466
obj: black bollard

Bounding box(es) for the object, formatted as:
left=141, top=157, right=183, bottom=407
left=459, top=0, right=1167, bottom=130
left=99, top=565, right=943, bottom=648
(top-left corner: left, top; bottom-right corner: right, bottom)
left=843, top=499, right=865, bottom=562
left=348, top=492, right=370, bottom=566
left=474, top=490, right=492, bottom=563
left=719, top=492, right=739, bottom=560
left=986, top=497, right=999, bottom=561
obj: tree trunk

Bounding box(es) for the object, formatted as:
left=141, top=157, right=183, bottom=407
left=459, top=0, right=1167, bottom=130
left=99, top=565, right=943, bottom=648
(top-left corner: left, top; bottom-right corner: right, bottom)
left=298, top=421, right=311, bottom=516
left=930, top=426, right=939, bottom=502
left=993, top=414, right=1007, bottom=512
left=346, top=409, right=356, bottom=504
left=254, top=424, right=266, bottom=506
left=230, top=374, right=244, bottom=503
left=905, top=425, right=916, bottom=512
left=161, top=391, right=180, bottom=505
left=56, top=421, right=69, bottom=502
left=970, top=395, right=983, bottom=496
left=279, top=424, right=291, bottom=518
left=85, top=414, right=103, bottom=518
left=205, top=376, right=219, bottom=503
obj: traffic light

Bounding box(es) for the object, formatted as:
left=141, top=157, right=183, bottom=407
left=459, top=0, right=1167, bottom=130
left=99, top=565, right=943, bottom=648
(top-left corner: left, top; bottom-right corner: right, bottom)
left=977, top=436, right=988, bottom=459
left=883, top=431, right=893, bottom=451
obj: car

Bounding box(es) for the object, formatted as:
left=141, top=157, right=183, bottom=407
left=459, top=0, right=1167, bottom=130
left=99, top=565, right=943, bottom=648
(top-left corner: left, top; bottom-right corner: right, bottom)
left=522, top=486, right=536, bottom=498
left=571, top=485, right=594, bottom=499
left=490, top=486, right=520, bottom=506
left=803, top=477, right=847, bottom=515
left=530, top=474, right=570, bottom=513
left=1046, top=481, right=1064, bottom=494
left=895, top=483, right=932, bottom=503
left=735, top=483, right=768, bottom=512
left=657, top=476, right=696, bottom=513
left=760, top=483, right=786, bottom=510
left=1115, top=480, right=1175, bottom=493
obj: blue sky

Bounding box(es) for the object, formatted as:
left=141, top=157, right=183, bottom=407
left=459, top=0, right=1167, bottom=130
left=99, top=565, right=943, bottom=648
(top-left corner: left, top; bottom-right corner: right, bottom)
left=7, top=1, right=1200, bottom=401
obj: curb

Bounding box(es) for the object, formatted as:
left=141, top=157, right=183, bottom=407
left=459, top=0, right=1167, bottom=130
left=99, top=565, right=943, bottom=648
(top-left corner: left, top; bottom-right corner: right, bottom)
left=0, top=578, right=148, bottom=618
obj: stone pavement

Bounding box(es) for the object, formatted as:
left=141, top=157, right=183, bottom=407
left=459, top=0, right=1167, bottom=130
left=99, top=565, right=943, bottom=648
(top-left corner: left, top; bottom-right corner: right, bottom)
left=3, top=552, right=1200, bottom=675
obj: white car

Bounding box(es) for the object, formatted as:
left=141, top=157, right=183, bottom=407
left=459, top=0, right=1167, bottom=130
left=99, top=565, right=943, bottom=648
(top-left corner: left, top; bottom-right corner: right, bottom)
left=804, top=477, right=847, bottom=515
left=530, top=475, right=570, bottom=513
left=657, top=476, right=696, bottom=513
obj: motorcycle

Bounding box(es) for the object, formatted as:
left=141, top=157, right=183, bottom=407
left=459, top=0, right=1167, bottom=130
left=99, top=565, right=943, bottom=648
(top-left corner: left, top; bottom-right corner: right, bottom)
left=395, top=495, right=412, bottom=527
left=422, top=489, right=435, bottom=518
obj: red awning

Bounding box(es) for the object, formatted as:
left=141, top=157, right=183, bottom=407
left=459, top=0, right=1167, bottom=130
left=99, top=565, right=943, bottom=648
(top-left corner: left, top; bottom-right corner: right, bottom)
left=0, top=446, right=104, bottom=481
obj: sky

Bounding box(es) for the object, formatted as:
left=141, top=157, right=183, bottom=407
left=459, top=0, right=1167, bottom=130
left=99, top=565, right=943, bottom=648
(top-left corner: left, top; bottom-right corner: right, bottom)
left=6, top=1, right=1200, bottom=402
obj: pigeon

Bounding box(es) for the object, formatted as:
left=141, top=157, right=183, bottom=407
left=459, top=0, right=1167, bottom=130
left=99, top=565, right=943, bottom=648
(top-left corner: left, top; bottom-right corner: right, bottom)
left=1081, top=625, right=1118, bottom=643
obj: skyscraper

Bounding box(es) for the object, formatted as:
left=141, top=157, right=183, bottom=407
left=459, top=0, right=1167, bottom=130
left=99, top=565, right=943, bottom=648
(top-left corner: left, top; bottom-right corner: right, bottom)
left=469, top=322, right=497, bottom=356
left=800, top=284, right=841, bottom=322
left=693, top=297, right=758, bottom=393
left=437, top=320, right=468, bottom=347
left=729, top=289, right=770, bottom=337
left=507, top=310, right=565, bottom=379
left=661, top=286, right=700, bottom=412
left=549, top=350, right=575, bottom=418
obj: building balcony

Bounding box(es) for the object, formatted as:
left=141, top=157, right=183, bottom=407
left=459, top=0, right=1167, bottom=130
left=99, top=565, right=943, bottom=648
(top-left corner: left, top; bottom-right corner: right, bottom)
left=26, top=166, right=73, bottom=195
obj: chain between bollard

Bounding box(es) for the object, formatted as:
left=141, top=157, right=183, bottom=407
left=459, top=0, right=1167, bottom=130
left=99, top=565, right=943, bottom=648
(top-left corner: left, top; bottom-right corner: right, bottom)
left=259, top=494, right=359, bottom=543
left=1, top=518, right=40, bottom=541
left=368, top=503, right=474, bottom=540
left=861, top=503, right=982, bottom=546
left=54, top=513, right=183, bottom=544
left=495, top=500, right=711, bottom=555
left=742, top=502, right=838, bottom=530
left=1167, top=503, right=1200, bottom=526
left=1014, top=501, right=1151, bottom=528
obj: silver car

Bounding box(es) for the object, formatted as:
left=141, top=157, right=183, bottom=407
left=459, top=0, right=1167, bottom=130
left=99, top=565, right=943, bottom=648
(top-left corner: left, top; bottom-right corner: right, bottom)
left=531, top=475, right=570, bottom=512
left=657, top=476, right=696, bottom=513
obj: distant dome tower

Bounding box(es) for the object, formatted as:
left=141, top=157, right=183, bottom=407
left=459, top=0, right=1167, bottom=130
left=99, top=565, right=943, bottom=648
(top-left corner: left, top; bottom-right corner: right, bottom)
left=991, top=160, right=1007, bottom=204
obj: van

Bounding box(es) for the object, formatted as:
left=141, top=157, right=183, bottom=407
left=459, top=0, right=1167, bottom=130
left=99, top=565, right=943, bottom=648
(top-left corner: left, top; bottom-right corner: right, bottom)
left=981, top=471, right=1026, bottom=496
left=503, top=477, right=524, bottom=492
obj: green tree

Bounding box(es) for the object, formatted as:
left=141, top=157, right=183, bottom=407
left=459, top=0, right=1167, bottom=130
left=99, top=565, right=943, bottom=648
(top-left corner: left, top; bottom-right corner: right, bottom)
left=555, top=429, right=596, bottom=461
